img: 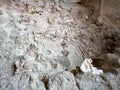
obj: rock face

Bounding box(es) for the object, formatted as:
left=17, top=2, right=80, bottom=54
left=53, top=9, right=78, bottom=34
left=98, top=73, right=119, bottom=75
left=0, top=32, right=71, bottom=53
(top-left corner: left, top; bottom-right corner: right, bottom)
left=0, top=0, right=120, bottom=90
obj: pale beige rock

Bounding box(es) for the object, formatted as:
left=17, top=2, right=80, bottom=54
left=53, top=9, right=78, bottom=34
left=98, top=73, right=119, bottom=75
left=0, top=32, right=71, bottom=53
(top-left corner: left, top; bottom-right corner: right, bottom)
left=80, top=58, right=103, bottom=75
left=47, top=71, right=79, bottom=90
left=0, top=0, right=120, bottom=90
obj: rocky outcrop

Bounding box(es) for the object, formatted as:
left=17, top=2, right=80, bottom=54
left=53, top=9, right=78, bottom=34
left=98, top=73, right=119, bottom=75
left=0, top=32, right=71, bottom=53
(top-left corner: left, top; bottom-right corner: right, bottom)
left=0, top=0, right=120, bottom=90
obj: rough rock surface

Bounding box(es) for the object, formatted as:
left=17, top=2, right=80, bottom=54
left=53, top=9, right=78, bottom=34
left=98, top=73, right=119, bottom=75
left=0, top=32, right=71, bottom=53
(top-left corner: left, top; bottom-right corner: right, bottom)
left=0, top=0, right=120, bottom=90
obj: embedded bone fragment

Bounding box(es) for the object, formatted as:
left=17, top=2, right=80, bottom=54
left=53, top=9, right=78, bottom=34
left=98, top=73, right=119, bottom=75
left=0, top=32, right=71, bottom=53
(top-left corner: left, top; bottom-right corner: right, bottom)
left=80, top=58, right=103, bottom=75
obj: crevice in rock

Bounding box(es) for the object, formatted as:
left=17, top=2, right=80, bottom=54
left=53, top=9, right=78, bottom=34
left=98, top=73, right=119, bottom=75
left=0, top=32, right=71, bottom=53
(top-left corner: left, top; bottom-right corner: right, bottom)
left=75, top=79, right=81, bottom=90
left=71, top=66, right=82, bottom=76
left=92, top=58, right=120, bottom=74
left=42, top=76, right=49, bottom=90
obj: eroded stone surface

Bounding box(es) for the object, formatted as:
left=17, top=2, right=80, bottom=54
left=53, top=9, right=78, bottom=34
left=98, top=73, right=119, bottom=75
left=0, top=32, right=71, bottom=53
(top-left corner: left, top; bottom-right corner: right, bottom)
left=0, top=0, right=120, bottom=90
